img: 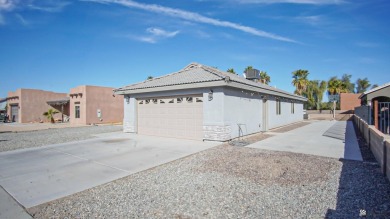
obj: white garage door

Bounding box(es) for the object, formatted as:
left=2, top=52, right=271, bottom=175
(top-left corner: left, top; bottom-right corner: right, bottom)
left=137, top=95, right=203, bottom=140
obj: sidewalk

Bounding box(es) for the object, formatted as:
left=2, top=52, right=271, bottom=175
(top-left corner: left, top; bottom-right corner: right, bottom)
left=248, top=120, right=363, bottom=161
left=0, top=186, right=32, bottom=219
left=0, top=123, right=92, bottom=133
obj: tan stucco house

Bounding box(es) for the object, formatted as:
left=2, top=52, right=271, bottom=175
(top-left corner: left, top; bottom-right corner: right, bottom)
left=6, top=85, right=123, bottom=125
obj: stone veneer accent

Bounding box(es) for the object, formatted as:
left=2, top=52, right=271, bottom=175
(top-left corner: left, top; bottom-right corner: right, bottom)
left=123, top=121, right=135, bottom=133
left=203, top=125, right=231, bottom=141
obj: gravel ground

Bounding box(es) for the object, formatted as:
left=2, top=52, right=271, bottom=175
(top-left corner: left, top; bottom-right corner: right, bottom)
left=0, top=125, right=122, bottom=152
left=27, top=122, right=390, bottom=218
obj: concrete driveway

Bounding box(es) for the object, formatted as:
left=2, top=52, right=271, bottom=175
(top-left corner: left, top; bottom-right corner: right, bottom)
left=0, top=132, right=220, bottom=208
left=248, top=120, right=363, bottom=161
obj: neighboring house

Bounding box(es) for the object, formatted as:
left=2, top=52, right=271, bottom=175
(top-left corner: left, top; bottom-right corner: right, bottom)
left=0, top=101, right=6, bottom=114
left=340, top=93, right=361, bottom=111
left=7, top=89, right=68, bottom=123
left=6, top=86, right=124, bottom=125
left=114, top=63, right=307, bottom=141
left=357, top=82, right=390, bottom=133
left=68, top=85, right=124, bottom=125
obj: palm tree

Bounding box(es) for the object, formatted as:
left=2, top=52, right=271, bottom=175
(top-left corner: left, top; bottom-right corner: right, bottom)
left=227, top=68, right=236, bottom=74
left=327, top=76, right=348, bottom=95
left=244, top=66, right=253, bottom=73
left=292, top=69, right=309, bottom=96
left=356, top=78, right=371, bottom=93
left=259, top=71, right=271, bottom=84
left=43, top=108, right=59, bottom=123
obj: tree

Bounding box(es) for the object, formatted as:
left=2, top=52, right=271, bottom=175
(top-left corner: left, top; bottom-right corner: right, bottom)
left=303, top=80, right=327, bottom=109
left=356, top=78, right=371, bottom=93
left=43, top=108, right=59, bottom=123
left=292, top=69, right=309, bottom=96
left=327, top=76, right=349, bottom=95
left=341, top=74, right=355, bottom=93
left=146, top=76, right=153, bottom=80
left=312, top=80, right=327, bottom=109
left=371, top=84, right=379, bottom=89
left=244, top=66, right=253, bottom=73
left=259, top=71, right=271, bottom=84
left=227, top=68, right=236, bottom=74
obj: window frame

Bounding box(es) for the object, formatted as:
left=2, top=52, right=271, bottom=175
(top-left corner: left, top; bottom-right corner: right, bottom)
left=276, top=99, right=281, bottom=115
left=75, top=105, right=80, bottom=118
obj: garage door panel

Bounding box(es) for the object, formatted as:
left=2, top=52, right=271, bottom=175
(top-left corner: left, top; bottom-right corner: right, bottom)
left=137, top=95, right=203, bottom=140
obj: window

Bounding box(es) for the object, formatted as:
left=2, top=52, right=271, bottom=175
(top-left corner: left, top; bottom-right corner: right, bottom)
left=75, top=105, right=80, bottom=118
left=152, top=99, right=158, bottom=104
left=139, top=100, right=144, bottom=104
left=177, top=97, right=183, bottom=103
left=160, top=100, right=165, bottom=104
left=168, top=99, right=174, bottom=103
left=186, top=97, right=193, bottom=103
left=291, top=102, right=295, bottom=114
left=276, top=99, right=281, bottom=115
left=196, top=97, right=203, bottom=102
left=145, top=99, right=150, bottom=104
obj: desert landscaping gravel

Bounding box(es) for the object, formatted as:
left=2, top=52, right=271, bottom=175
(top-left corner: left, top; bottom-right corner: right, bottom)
left=28, top=137, right=390, bottom=218
left=3, top=121, right=390, bottom=218
left=0, top=125, right=122, bottom=152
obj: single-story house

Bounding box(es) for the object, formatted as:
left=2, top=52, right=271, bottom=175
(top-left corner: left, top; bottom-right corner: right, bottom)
left=7, top=85, right=124, bottom=125
left=357, top=82, right=390, bottom=132
left=7, top=89, right=68, bottom=123
left=114, top=63, right=307, bottom=141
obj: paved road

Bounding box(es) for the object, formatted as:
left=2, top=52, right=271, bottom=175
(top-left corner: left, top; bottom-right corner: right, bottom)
left=248, top=120, right=363, bottom=161
left=0, top=132, right=219, bottom=208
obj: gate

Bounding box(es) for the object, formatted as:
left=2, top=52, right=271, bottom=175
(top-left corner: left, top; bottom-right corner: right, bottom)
left=379, top=102, right=390, bottom=135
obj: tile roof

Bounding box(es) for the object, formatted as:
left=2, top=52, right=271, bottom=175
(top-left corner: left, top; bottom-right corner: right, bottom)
left=115, top=62, right=305, bottom=100
left=116, top=63, right=223, bottom=91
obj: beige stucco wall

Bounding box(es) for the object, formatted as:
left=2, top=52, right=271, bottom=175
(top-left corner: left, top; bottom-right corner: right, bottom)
left=69, top=85, right=123, bottom=125
left=69, top=86, right=87, bottom=125
left=7, top=89, right=68, bottom=123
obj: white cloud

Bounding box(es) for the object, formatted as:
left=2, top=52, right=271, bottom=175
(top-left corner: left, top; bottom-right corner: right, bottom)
left=233, top=0, right=346, bottom=4
left=0, top=0, right=18, bottom=11
left=15, top=13, right=28, bottom=25
left=28, top=1, right=71, bottom=13
left=84, top=0, right=296, bottom=43
left=146, top=27, right=179, bottom=37
left=295, top=15, right=324, bottom=26
left=131, top=27, right=179, bottom=43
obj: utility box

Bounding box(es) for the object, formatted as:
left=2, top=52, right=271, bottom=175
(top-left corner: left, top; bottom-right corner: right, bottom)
left=245, top=69, right=260, bottom=80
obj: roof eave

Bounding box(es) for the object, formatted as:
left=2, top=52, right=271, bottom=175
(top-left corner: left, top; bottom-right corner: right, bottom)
left=114, top=80, right=306, bottom=101
left=226, top=81, right=307, bottom=102
left=114, top=80, right=227, bottom=95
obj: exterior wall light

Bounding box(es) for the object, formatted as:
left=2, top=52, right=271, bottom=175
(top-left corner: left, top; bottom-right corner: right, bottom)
left=208, top=89, right=213, bottom=101
left=125, top=95, right=130, bottom=104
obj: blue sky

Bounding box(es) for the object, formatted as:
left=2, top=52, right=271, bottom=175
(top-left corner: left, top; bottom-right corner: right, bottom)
left=1, top=0, right=389, bottom=99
